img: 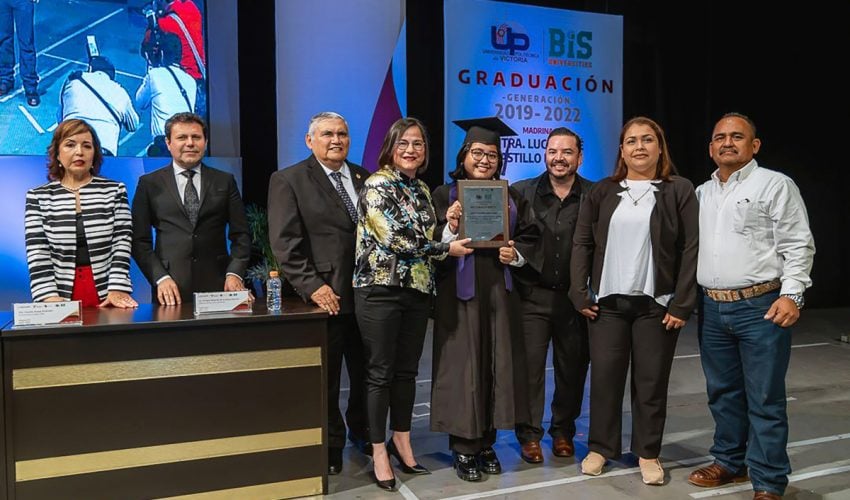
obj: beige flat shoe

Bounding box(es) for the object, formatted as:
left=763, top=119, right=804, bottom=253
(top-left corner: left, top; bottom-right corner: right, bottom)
left=581, top=451, right=605, bottom=476
left=639, top=457, right=664, bottom=485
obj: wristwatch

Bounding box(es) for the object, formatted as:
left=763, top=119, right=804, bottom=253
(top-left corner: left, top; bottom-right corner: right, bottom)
left=781, top=293, right=805, bottom=310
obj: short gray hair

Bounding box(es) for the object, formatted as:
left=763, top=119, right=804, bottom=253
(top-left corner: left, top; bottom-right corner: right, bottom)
left=307, top=112, right=348, bottom=137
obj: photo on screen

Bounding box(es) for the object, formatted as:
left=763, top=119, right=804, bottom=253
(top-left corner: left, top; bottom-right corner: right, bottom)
left=0, top=0, right=207, bottom=157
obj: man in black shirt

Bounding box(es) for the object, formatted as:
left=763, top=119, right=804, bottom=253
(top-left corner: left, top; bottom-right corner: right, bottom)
left=512, top=127, right=594, bottom=463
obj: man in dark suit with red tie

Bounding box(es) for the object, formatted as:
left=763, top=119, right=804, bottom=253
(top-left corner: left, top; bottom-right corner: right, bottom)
left=131, top=112, right=250, bottom=304
left=268, top=112, right=371, bottom=475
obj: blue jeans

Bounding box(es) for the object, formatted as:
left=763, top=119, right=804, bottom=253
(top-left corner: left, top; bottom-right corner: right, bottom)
left=0, top=0, right=38, bottom=93
left=698, top=290, right=791, bottom=495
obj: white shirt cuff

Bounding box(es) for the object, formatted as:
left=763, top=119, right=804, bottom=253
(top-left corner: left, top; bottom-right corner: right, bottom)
left=509, top=249, right=526, bottom=267
left=441, top=224, right=458, bottom=243
left=779, top=278, right=806, bottom=296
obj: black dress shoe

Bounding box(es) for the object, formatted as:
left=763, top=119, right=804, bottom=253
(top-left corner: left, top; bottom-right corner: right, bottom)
left=372, top=471, right=396, bottom=491
left=453, top=451, right=483, bottom=482
left=477, top=447, right=502, bottom=474
left=328, top=447, right=343, bottom=475
left=386, top=439, right=430, bottom=475
left=348, top=432, right=373, bottom=456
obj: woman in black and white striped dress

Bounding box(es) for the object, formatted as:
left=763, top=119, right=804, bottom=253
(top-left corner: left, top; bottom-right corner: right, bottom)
left=24, top=119, right=137, bottom=308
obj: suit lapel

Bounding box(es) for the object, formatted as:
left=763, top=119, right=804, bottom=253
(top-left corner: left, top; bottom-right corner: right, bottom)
left=198, top=163, right=214, bottom=214
left=650, top=181, right=667, bottom=246
left=162, top=165, right=189, bottom=221
left=597, top=181, right=626, bottom=249
left=598, top=181, right=625, bottom=229
left=351, top=165, right=366, bottom=196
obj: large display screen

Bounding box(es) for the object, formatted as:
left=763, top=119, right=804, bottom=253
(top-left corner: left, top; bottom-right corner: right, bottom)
left=275, top=0, right=406, bottom=172
left=444, top=0, right=622, bottom=183
left=0, top=0, right=208, bottom=157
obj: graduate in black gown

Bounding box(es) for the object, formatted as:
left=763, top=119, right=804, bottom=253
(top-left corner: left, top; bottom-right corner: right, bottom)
left=430, top=117, right=542, bottom=482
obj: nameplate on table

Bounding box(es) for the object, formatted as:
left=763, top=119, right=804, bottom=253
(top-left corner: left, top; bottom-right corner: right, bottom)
left=13, top=301, right=83, bottom=327
left=193, top=291, right=252, bottom=315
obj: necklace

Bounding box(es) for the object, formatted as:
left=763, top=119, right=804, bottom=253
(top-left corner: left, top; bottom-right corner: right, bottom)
left=622, top=181, right=653, bottom=206
left=61, top=178, right=92, bottom=193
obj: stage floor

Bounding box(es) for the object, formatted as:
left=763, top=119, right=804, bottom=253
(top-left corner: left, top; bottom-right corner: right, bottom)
left=330, top=307, right=850, bottom=499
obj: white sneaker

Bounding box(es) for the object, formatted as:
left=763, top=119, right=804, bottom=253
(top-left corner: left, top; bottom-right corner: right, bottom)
left=581, top=451, right=605, bottom=476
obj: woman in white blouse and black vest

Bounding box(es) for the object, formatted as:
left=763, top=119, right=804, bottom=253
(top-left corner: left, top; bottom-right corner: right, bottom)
left=569, top=116, right=698, bottom=485
left=24, top=119, right=137, bottom=308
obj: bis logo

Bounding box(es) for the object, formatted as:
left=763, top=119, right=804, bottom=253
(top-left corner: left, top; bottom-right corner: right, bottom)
left=548, top=29, right=592, bottom=59
left=491, top=23, right=530, bottom=55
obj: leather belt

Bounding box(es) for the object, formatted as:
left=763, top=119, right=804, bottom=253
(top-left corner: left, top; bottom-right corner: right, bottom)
left=703, top=279, right=781, bottom=302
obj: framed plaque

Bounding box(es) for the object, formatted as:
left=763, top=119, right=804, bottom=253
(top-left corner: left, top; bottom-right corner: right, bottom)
left=458, top=179, right=510, bottom=248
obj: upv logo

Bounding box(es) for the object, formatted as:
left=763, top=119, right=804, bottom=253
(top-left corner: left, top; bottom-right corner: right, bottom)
left=491, top=23, right=529, bottom=55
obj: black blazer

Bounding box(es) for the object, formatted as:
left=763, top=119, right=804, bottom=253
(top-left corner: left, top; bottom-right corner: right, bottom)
left=569, top=176, right=699, bottom=320
left=131, top=164, right=251, bottom=302
left=267, top=155, right=369, bottom=315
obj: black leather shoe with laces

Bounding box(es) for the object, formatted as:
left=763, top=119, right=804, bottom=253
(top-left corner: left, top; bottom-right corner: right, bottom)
left=477, top=447, right=502, bottom=474
left=453, top=452, right=483, bottom=482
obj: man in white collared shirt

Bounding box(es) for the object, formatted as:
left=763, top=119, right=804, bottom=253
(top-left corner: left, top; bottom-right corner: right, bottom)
left=688, top=113, right=815, bottom=500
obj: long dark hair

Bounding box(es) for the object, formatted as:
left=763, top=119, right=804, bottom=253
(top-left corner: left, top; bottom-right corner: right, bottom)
left=611, top=116, right=677, bottom=182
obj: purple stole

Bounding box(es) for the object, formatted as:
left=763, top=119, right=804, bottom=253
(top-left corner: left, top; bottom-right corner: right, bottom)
left=449, top=183, right=517, bottom=301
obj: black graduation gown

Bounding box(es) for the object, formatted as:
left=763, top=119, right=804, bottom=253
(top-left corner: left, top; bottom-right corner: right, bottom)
left=429, top=183, right=542, bottom=439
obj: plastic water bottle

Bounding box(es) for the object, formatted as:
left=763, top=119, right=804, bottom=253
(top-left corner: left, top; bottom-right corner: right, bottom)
left=267, top=271, right=282, bottom=312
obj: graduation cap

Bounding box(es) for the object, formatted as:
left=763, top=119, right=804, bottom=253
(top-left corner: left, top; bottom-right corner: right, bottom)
left=452, top=116, right=518, bottom=146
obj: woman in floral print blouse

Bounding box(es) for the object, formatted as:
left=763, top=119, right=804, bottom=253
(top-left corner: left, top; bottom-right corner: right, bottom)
left=353, top=117, right=472, bottom=491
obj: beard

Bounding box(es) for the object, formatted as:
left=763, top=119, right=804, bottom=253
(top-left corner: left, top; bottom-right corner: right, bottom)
left=547, top=163, right=575, bottom=179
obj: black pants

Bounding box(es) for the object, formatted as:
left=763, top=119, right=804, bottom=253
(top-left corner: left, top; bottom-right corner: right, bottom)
left=355, top=286, right=429, bottom=444
left=327, top=313, right=368, bottom=449
left=515, top=286, right=589, bottom=443
left=588, top=294, right=679, bottom=459
left=450, top=430, right=497, bottom=455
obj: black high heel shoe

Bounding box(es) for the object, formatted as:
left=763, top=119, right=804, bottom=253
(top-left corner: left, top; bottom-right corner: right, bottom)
left=372, top=470, right=396, bottom=491
left=387, top=439, right=431, bottom=475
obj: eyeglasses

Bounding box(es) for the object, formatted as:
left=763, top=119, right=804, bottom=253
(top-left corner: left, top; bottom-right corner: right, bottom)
left=470, top=149, right=500, bottom=163
left=396, top=140, right=425, bottom=151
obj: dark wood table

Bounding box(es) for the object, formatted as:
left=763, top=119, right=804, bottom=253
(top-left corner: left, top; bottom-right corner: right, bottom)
left=0, top=300, right=328, bottom=500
